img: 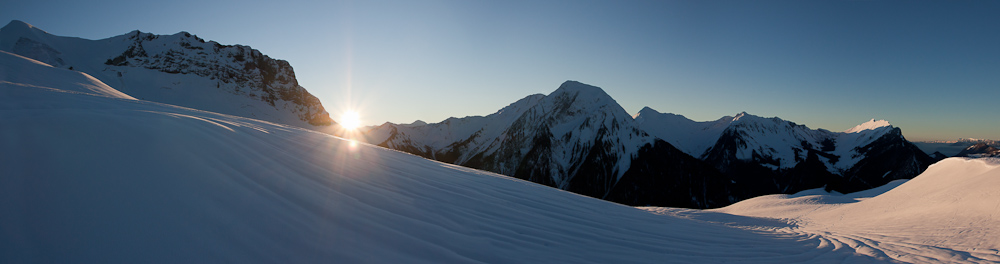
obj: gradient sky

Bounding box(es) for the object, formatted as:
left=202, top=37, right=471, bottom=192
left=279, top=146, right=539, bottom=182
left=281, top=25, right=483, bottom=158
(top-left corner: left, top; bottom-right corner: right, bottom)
left=3, top=0, right=998, bottom=141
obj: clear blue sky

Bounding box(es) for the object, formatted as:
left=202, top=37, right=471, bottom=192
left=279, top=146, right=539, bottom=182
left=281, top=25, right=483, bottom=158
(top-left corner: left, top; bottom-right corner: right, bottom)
left=3, top=0, right=998, bottom=141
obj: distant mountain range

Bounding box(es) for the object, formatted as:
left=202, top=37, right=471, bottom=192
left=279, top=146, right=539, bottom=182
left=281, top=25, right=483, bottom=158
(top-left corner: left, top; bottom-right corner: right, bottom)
left=0, top=20, right=334, bottom=130
left=954, top=143, right=1000, bottom=158
left=360, top=81, right=936, bottom=208
left=6, top=45, right=998, bottom=262
left=2, top=20, right=938, bottom=209
left=913, top=138, right=1000, bottom=157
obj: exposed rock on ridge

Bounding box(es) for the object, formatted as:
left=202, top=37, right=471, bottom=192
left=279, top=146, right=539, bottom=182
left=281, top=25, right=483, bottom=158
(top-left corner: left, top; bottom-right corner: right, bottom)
left=361, top=81, right=935, bottom=208
left=0, top=20, right=332, bottom=128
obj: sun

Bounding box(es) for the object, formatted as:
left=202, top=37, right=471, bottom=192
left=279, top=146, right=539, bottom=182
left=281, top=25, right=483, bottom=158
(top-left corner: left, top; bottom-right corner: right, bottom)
left=341, top=111, right=361, bottom=130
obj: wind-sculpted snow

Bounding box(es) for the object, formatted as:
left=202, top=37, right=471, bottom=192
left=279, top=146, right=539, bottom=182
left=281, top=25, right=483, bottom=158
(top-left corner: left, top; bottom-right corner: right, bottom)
left=4, top=56, right=997, bottom=263
left=710, top=158, right=1000, bottom=263
left=5, top=64, right=917, bottom=264
left=0, top=50, right=133, bottom=99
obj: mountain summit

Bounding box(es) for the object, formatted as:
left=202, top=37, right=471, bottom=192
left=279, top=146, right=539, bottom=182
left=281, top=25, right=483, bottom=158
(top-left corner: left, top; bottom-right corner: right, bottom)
left=4, top=54, right=996, bottom=261
left=365, top=81, right=668, bottom=201
left=363, top=81, right=935, bottom=208
left=845, top=119, right=892, bottom=133
left=0, top=20, right=333, bottom=129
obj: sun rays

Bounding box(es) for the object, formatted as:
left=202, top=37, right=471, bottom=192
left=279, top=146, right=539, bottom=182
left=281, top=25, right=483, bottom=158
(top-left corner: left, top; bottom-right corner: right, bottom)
left=340, top=110, right=361, bottom=131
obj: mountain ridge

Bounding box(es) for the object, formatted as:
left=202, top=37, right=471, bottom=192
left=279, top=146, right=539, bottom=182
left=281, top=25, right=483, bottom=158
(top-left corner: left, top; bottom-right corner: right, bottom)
left=7, top=55, right=998, bottom=261
left=362, top=81, right=935, bottom=208
left=955, top=143, right=1000, bottom=158
left=0, top=20, right=334, bottom=130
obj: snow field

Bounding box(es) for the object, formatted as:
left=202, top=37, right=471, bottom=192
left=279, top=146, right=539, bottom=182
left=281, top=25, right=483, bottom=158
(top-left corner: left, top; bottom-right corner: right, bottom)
left=713, top=158, right=1000, bottom=263
left=0, top=84, right=883, bottom=263
left=3, top=46, right=998, bottom=263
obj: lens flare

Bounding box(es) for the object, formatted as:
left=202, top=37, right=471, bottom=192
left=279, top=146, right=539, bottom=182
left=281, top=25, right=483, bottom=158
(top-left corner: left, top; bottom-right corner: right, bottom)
left=341, top=111, right=361, bottom=130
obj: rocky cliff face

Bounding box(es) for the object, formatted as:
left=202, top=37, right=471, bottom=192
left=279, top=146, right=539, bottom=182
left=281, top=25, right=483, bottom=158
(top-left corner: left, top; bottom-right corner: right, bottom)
left=0, top=20, right=333, bottom=128
left=102, top=31, right=331, bottom=126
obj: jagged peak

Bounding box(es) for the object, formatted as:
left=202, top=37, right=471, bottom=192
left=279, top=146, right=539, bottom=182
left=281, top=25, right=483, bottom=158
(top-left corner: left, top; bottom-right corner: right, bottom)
left=845, top=119, right=892, bottom=133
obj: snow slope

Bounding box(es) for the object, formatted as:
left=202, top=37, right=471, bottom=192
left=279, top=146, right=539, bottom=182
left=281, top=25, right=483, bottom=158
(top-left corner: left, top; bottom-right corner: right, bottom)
left=10, top=50, right=997, bottom=263
left=0, top=20, right=333, bottom=130
left=0, top=54, right=853, bottom=263
left=710, top=157, right=1000, bottom=263
left=0, top=50, right=133, bottom=99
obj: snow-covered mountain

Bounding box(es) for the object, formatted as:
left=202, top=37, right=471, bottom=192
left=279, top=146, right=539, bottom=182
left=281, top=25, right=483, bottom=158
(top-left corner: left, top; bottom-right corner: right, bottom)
left=364, top=81, right=934, bottom=208
left=632, top=107, right=732, bottom=156
left=0, top=20, right=333, bottom=130
left=3, top=54, right=998, bottom=262
left=600, top=104, right=933, bottom=201
left=363, top=81, right=723, bottom=207
left=655, top=108, right=935, bottom=194
left=914, top=138, right=1000, bottom=157
left=363, top=93, right=547, bottom=164
left=637, top=108, right=917, bottom=173
left=955, top=143, right=1000, bottom=158
left=1, top=50, right=133, bottom=99
left=710, top=157, right=1000, bottom=263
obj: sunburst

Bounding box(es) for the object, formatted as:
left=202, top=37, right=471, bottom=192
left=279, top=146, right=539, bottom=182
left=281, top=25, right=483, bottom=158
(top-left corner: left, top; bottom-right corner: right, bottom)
left=341, top=111, right=361, bottom=131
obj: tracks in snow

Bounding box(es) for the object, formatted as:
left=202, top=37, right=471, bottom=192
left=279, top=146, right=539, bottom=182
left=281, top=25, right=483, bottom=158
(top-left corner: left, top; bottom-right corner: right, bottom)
left=643, top=207, right=1000, bottom=264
